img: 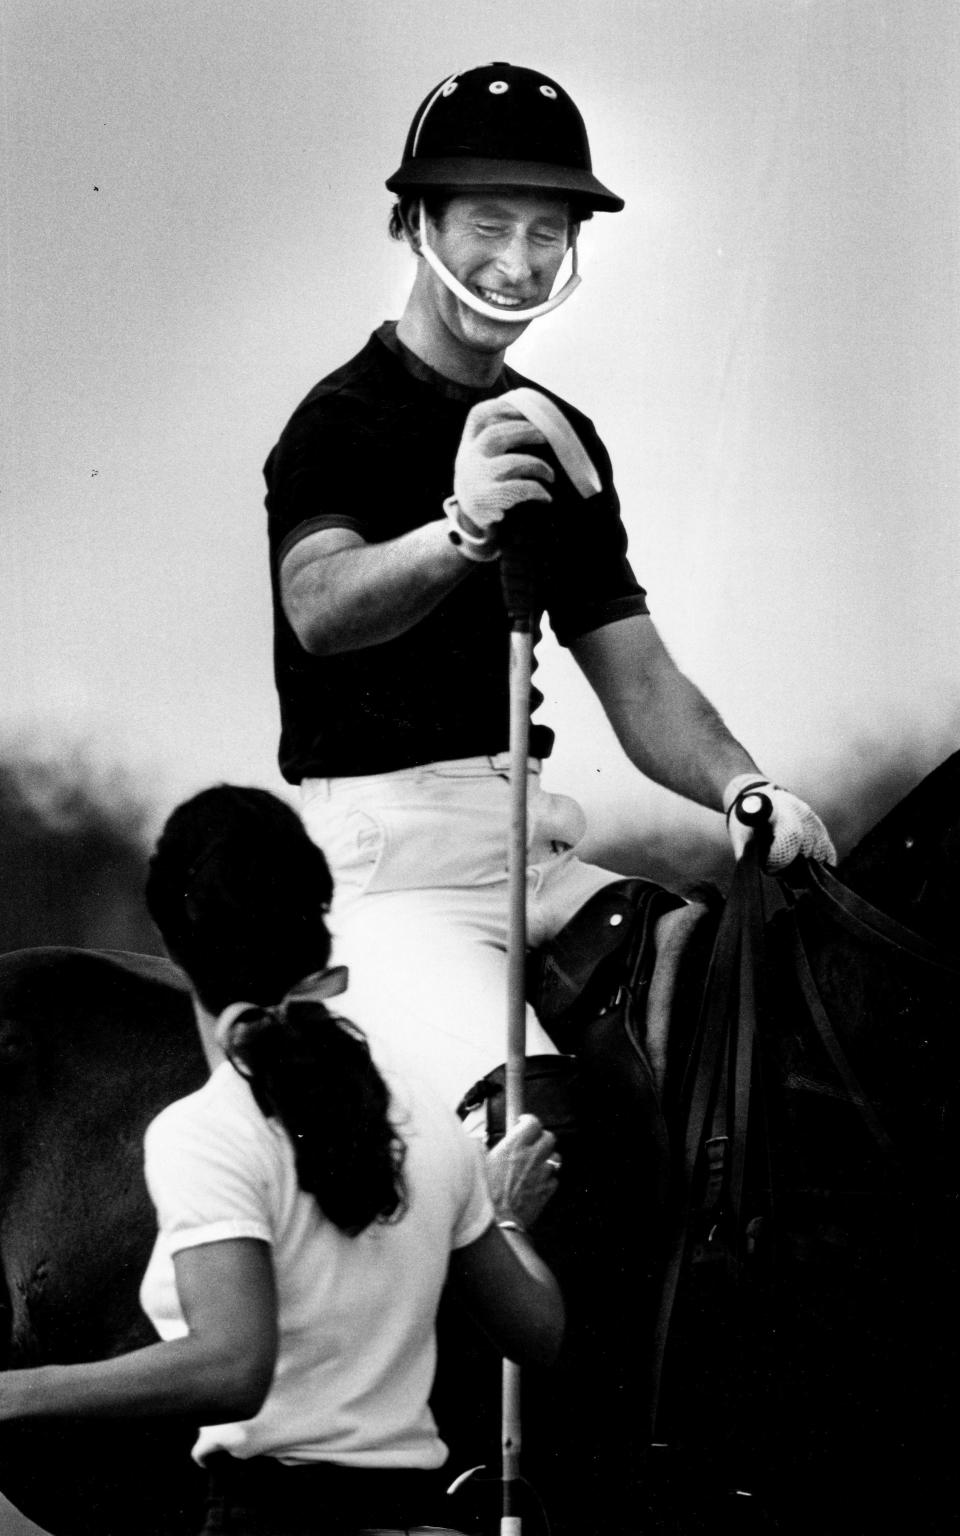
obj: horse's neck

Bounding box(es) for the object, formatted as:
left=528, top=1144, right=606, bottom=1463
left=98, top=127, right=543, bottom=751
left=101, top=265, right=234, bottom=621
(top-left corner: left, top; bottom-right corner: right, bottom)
left=837, top=749, right=960, bottom=948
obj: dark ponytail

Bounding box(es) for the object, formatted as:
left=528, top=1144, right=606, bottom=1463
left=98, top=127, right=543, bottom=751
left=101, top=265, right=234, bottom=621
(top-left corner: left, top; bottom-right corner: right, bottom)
left=145, top=785, right=406, bottom=1235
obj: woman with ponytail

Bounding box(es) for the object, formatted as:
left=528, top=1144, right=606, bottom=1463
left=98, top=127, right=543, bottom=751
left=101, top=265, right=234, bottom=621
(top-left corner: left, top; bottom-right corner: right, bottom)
left=0, top=785, right=563, bottom=1535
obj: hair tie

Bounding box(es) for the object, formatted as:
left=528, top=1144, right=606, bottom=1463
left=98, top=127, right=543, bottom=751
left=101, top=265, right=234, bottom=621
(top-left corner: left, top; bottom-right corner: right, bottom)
left=215, top=965, right=350, bottom=1052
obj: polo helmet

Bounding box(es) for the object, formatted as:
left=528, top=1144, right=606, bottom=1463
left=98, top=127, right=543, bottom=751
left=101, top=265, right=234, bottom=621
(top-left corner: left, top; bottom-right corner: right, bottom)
left=387, top=63, right=622, bottom=324
left=386, top=61, right=623, bottom=214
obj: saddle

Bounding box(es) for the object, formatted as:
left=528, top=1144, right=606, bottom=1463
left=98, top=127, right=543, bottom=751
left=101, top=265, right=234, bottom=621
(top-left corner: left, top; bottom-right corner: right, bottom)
left=442, top=878, right=697, bottom=1536
left=457, top=876, right=690, bottom=1219
left=527, top=876, right=686, bottom=1051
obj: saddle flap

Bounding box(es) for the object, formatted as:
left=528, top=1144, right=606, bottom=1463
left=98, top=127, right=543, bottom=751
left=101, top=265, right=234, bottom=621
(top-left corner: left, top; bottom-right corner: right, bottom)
left=528, top=877, right=685, bottom=1048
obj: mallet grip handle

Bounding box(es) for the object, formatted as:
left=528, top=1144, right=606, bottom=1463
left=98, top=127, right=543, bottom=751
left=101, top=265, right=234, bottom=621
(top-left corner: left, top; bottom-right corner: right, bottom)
left=498, top=512, right=541, bottom=629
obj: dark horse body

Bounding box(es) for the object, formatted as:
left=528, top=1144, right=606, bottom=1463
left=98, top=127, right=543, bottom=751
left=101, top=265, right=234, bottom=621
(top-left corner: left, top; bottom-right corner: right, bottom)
left=1, top=754, right=959, bottom=1536
left=0, top=952, right=206, bottom=1536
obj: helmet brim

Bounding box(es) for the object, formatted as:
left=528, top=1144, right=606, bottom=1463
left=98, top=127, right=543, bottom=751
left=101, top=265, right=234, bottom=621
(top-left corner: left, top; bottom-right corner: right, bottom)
left=385, top=156, right=624, bottom=213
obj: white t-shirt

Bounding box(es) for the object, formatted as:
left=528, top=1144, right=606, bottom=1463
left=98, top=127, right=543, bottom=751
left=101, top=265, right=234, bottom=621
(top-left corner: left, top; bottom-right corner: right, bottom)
left=139, top=1058, right=492, bottom=1468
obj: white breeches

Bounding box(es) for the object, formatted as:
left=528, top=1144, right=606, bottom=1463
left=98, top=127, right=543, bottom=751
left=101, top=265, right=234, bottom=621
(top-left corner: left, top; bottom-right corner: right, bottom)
left=301, top=755, right=622, bottom=1109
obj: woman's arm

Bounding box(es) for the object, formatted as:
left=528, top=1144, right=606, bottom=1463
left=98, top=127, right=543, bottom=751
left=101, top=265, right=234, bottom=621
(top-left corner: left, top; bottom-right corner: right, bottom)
left=484, top=1112, right=560, bottom=1231
left=0, top=1239, right=276, bottom=1424
left=449, top=1223, right=565, bottom=1369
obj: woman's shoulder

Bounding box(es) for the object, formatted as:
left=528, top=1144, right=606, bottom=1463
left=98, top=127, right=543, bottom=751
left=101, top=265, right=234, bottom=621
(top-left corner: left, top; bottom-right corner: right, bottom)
left=145, top=1061, right=272, bottom=1155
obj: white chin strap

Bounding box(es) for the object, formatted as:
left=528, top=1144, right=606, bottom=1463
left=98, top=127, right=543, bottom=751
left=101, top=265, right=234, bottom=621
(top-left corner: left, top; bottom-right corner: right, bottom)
left=418, top=204, right=581, bottom=323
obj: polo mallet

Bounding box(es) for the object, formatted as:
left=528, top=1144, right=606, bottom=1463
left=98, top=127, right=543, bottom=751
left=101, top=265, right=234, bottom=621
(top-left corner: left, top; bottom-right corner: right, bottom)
left=495, top=388, right=602, bottom=1536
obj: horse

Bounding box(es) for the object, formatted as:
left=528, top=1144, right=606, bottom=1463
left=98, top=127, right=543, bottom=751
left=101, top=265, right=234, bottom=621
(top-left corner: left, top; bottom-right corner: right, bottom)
left=641, top=752, right=960, bottom=1536
left=1, top=751, right=958, bottom=1536
left=0, top=951, right=207, bottom=1536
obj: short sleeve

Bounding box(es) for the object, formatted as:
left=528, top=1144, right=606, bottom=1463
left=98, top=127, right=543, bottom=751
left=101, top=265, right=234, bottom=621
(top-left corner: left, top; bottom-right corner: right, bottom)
left=449, top=1128, right=495, bottom=1251
left=265, top=400, right=380, bottom=572
left=143, top=1090, right=275, bottom=1256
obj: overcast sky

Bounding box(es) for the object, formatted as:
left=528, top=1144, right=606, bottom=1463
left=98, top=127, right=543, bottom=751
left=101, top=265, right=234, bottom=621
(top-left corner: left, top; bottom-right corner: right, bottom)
left=2, top=2, right=959, bottom=1530
left=5, top=0, right=960, bottom=879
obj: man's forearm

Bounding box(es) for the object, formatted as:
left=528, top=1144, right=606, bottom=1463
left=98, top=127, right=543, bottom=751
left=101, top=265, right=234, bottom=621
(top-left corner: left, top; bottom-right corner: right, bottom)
left=623, top=669, right=758, bottom=810
left=282, top=520, right=475, bottom=654
left=573, top=617, right=760, bottom=811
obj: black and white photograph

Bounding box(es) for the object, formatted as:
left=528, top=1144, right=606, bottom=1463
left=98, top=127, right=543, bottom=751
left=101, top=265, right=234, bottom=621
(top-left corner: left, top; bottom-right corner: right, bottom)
left=2, top=3, right=958, bottom=1533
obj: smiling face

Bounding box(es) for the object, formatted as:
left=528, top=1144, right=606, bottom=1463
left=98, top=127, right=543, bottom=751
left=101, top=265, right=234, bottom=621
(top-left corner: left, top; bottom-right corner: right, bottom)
left=402, top=188, right=575, bottom=381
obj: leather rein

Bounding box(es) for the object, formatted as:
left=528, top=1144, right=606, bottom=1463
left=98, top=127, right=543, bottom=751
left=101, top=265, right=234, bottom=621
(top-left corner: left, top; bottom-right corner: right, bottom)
left=648, top=846, right=960, bottom=1442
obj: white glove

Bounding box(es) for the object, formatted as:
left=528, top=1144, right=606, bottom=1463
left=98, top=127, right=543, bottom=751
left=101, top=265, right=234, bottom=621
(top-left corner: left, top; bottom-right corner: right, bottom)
left=446, top=397, right=554, bottom=559
left=723, top=773, right=837, bottom=872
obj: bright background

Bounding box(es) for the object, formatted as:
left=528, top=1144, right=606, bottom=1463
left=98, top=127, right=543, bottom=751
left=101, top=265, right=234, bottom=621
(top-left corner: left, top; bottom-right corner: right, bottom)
left=1, top=1, right=958, bottom=1522
left=4, top=0, right=960, bottom=867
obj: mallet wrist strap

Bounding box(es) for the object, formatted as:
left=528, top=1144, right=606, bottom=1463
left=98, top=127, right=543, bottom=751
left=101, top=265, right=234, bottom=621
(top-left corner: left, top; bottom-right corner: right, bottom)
left=443, top=495, right=501, bottom=563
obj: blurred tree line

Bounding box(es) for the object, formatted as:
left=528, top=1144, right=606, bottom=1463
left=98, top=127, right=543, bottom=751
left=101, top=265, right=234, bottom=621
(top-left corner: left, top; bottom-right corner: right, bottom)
left=0, top=749, right=162, bottom=955
left=0, top=730, right=954, bottom=958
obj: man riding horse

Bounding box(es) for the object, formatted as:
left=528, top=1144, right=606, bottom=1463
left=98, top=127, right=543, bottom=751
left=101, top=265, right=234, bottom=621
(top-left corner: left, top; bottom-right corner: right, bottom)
left=0, top=61, right=845, bottom=1536
left=263, top=58, right=836, bottom=1111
